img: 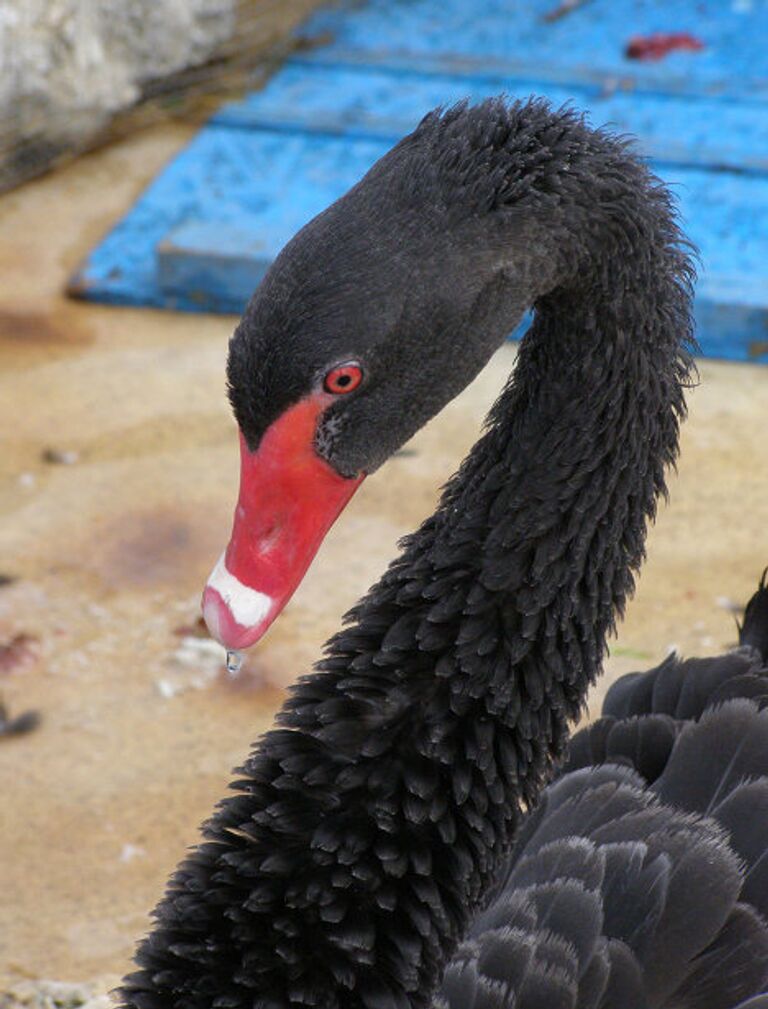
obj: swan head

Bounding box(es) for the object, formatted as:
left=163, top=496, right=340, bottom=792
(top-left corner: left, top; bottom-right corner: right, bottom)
left=202, top=97, right=653, bottom=650
left=202, top=102, right=554, bottom=650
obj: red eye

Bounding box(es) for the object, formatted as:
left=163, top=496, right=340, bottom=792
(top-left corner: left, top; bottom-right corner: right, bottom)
left=323, top=362, right=363, bottom=395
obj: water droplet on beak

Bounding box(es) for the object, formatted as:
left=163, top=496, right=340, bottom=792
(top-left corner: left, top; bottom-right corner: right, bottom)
left=226, top=649, right=243, bottom=676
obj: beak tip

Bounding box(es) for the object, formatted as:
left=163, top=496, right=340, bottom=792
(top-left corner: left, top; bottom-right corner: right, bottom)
left=201, top=572, right=276, bottom=651
left=201, top=585, right=228, bottom=646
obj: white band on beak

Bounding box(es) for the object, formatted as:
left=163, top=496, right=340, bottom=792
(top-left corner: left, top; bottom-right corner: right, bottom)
left=206, top=552, right=273, bottom=627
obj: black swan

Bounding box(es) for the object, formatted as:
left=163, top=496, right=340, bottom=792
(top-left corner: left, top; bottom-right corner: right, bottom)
left=121, top=99, right=768, bottom=1007
left=434, top=578, right=768, bottom=1009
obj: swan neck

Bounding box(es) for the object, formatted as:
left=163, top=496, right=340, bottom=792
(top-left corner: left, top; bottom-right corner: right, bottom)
left=123, top=105, right=696, bottom=1009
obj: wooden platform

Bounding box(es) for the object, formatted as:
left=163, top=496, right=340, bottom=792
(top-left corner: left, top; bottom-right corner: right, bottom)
left=69, top=0, right=768, bottom=363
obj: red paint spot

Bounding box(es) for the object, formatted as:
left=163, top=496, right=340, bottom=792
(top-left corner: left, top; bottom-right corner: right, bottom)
left=0, top=633, right=40, bottom=675
left=625, top=32, right=705, bottom=61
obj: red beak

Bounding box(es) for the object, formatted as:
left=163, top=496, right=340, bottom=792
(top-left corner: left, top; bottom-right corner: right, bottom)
left=201, top=394, right=364, bottom=650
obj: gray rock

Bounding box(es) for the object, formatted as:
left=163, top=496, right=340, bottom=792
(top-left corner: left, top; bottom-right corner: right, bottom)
left=0, top=979, right=113, bottom=1009
left=0, top=0, right=237, bottom=190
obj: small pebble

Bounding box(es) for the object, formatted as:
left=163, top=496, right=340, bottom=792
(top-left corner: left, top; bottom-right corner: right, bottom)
left=157, top=637, right=225, bottom=699
left=173, top=636, right=222, bottom=668
left=155, top=678, right=179, bottom=699
left=119, top=843, right=146, bottom=863
left=0, top=978, right=111, bottom=1008
left=41, top=448, right=79, bottom=465
left=715, top=595, right=740, bottom=614
left=0, top=704, right=40, bottom=739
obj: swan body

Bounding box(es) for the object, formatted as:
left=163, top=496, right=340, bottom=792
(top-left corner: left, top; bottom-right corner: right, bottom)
left=440, top=582, right=768, bottom=1009
left=117, top=100, right=767, bottom=1009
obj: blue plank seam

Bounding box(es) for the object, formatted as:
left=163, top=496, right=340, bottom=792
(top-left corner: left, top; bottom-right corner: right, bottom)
left=296, top=0, right=768, bottom=103
left=211, top=60, right=768, bottom=174
left=69, top=0, right=768, bottom=363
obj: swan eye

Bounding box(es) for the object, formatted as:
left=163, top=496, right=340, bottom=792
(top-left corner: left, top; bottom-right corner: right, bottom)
left=324, top=362, right=363, bottom=395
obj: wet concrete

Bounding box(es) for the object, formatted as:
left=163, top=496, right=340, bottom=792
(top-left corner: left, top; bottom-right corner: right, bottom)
left=0, top=122, right=766, bottom=988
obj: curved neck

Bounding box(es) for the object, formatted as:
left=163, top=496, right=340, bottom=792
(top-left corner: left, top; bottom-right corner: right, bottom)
left=123, top=119, right=694, bottom=1009
left=124, top=261, right=691, bottom=1009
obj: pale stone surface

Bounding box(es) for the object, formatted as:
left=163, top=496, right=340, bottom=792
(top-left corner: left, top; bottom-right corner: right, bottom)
left=0, top=979, right=116, bottom=1009
left=0, top=123, right=765, bottom=988
left=0, top=0, right=235, bottom=187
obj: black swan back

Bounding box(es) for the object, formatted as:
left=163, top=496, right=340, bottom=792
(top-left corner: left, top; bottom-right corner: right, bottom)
left=440, top=576, right=768, bottom=1009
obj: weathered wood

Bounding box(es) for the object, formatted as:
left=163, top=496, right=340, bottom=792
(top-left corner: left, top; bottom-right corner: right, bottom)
left=69, top=0, right=768, bottom=363
left=296, top=0, right=768, bottom=103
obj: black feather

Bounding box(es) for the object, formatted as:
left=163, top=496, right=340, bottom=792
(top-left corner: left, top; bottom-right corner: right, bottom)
left=562, top=713, right=678, bottom=783
left=740, top=570, right=768, bottom=662
left=712, top=780, right=768, bottom=919
left=653, top=700, right=768, bottom=815
left=668, top=904, right=768, bottom=1009
left=121, top=99, right=768, bottom=1009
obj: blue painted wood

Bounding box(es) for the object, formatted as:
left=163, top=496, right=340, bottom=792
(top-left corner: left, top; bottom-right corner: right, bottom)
left=69, top=0, right=768, bottom=362
left=158, top=222, right=273, bottom=305
left=298, top=0, right=768, bottom=103
left=155, top=218, right=768, bottom=363
left=69, top=127, right=389, bottom=311
left=212, top=61, right=768, bottom=174
left=70, top=123, right=768, bottom=362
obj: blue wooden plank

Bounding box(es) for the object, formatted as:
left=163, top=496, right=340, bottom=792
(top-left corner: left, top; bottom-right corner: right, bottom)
left=69, top=0, right=768, bottom=362
left=694, top=301, right=768, bottom=363
left=69, top=124, right=768, bottom=362
left=297, top=0, right=768, bottom=103
left=155, top=218, right=768, bottom=363
left=158, top=222, right=273, bottom=306
left=211, top=60, right=768, bottom=174
left=68, top=127, right=389, bottom=311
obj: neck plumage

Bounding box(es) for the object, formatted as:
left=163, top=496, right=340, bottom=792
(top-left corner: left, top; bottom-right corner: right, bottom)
left=123, top=187, right=693, bottom=1009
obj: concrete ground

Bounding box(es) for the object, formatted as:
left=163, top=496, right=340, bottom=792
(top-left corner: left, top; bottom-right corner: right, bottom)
left=0, top=122, right=766, bottom=993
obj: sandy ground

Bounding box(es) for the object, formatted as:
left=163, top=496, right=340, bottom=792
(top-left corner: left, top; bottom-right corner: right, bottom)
left=0, top=121, right=766, bottom=992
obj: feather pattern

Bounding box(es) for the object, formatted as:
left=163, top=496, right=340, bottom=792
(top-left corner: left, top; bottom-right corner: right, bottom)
left=120, top=100, right=766, bottom=1009
left=437, top=578, right=768, bottom=1008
